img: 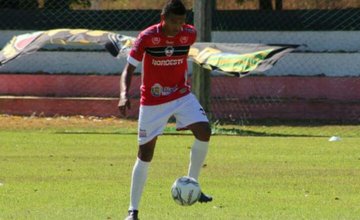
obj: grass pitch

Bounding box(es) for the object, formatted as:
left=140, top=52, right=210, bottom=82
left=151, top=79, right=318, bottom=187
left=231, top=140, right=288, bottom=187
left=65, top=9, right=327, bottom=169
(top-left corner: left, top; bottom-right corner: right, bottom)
left=0, top=116, right=359, bottom=220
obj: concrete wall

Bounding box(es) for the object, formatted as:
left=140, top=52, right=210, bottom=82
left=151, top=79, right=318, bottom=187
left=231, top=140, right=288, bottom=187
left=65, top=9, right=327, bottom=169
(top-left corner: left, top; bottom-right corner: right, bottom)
left=1, top=74, right=359, bottom=121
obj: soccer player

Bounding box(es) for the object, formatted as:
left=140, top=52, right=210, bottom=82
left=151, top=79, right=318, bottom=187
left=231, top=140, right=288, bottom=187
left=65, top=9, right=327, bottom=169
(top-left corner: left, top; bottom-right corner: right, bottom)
left=119, top=1, right=212, bottom=219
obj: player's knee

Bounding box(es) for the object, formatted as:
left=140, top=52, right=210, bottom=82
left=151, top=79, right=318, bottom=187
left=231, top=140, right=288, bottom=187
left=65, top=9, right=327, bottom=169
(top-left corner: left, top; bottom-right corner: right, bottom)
left=138, top=151, right=153, bottom=162
left=138, top=146, right=155, bottom=162
left=195, top=123, right=212, bottom=142
left=138, top=137, right=157, bottom=162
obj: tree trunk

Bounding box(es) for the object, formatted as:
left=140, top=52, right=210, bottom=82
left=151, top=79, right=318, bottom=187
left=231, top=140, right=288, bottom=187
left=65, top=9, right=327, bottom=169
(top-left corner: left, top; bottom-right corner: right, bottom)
left=44, top=0, right=70, bottom=9
left=0, top=0, right=38, bottom=9
left=275, top=0, right=282, bottom=10
left=259, top=0, right=273, bottom=10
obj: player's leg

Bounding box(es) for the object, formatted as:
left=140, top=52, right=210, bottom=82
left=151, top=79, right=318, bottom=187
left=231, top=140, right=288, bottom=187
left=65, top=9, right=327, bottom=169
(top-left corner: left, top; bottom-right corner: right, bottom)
left=126, top=138, right=157, bottom=220
left=186, top=121, right=211, bottom=179
left=186, top=122, right=213, bottom=203
left=173, top=94, right=213, bottom=203
left=126, top=104, right=172, bottom=220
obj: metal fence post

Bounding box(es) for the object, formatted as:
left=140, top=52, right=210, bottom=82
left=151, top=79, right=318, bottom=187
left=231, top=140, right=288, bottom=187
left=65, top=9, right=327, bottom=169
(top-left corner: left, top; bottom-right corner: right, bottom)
left=192, top=0, right=213, bottom=116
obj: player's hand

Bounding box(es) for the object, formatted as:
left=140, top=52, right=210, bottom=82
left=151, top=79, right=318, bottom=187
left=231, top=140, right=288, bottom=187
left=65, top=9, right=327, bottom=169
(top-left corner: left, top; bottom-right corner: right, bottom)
left=118, top=98, right=131, bottom=117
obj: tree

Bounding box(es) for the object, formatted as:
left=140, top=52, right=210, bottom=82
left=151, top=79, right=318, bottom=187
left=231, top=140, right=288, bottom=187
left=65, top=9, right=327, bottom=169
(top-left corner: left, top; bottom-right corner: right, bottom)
left=0, top=0, right=38, bottom=9
left=259, top=0, right=273, bottom=10
left=235, top=0, right=282, bottom=10
left=0, top=0, right=19, bottom=8
left=275, top=0, right=282, bottom=10
left=19, top=0, right=38, bottom=9
left=44, top=0, right=71, bottom=9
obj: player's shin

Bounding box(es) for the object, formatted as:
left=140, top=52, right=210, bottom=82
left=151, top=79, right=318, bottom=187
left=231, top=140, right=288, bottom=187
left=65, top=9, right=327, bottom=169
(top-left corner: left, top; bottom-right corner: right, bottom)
left=129, top=158, right=150, bottom=211
left=187, top=139, right=209, bottom=180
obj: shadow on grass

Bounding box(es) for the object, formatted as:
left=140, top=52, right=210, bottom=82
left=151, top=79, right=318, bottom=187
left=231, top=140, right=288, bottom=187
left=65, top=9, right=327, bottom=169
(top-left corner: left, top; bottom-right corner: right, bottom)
left=55, top=128, right=328, bottom=138
left=54, top=131, right=137, bottom=135
left=212, top=128, right=329, bottom=137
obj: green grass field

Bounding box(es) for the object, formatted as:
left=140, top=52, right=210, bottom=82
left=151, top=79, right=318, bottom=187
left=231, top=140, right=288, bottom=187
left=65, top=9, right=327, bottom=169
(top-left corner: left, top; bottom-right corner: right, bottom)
left=0, top=116, right=360, bottom=220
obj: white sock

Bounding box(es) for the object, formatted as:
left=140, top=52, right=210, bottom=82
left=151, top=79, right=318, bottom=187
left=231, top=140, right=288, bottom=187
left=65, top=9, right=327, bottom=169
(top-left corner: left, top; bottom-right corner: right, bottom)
left=129, top=158, right=150, bottom=211
left=188, top=139, right=209, bottom=181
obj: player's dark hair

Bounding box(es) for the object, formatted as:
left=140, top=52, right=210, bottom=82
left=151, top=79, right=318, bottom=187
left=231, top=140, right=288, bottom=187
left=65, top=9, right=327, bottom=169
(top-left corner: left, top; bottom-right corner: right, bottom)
left=161, top=0, right=186, bottom=17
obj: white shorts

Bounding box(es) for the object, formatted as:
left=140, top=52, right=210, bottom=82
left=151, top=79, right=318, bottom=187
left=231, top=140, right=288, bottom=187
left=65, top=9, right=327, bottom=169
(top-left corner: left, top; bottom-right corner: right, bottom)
left=138, top=93, right=209, bottom=145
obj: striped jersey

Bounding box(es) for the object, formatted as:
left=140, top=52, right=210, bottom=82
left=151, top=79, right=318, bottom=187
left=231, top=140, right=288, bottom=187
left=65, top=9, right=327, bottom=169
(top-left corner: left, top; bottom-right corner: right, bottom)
left=127, top=23, right=197, bottom=105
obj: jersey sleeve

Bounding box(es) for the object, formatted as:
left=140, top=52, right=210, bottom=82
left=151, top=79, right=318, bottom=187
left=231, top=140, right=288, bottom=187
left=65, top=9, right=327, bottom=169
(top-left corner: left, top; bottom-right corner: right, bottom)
left=191, top=28, right=197, bottom=45
left=127, top=33, right=146, bottom=67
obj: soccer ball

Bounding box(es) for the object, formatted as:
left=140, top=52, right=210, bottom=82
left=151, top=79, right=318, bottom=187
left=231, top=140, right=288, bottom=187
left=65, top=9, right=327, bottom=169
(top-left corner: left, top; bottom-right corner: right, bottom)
left=171, top=176, right=201, bottom=206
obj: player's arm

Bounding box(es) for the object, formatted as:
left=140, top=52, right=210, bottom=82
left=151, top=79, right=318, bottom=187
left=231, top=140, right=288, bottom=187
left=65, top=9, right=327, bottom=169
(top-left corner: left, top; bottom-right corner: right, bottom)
left=118, top=62, right=136, bottom=116
left=118, top=31, right=144, bottom=116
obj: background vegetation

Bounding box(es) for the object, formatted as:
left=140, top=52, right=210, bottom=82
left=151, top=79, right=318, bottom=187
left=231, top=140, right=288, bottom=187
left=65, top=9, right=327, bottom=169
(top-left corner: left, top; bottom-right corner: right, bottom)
left=1, top=0, right=359, bottom=10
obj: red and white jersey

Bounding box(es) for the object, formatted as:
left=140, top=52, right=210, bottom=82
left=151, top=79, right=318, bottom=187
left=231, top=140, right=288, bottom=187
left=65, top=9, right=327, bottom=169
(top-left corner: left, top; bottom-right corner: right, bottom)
left=127, top=23, right=197, bottom=105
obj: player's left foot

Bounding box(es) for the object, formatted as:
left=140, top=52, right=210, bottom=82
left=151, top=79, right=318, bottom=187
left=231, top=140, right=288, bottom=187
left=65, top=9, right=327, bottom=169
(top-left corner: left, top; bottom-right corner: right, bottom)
left=125, top=210, right=139, bottom=220
left=198, top=192, right=213, bottom=203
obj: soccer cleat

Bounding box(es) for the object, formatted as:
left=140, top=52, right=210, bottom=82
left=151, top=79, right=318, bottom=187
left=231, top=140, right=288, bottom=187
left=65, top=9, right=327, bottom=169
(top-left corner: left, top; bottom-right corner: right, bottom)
left=125, top=210, right=139, bottom=220
left=198, top=192, right=213, bottom=203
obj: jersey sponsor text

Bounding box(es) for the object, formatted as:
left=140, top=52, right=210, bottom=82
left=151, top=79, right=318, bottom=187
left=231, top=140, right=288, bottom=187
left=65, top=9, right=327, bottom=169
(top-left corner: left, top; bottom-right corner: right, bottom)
left=152, top=58, right=184, bottom=66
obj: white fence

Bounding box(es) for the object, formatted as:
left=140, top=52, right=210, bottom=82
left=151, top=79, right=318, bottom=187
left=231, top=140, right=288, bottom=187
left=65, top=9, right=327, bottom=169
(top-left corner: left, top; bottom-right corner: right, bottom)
left=1, top=30, right=360, bottom=76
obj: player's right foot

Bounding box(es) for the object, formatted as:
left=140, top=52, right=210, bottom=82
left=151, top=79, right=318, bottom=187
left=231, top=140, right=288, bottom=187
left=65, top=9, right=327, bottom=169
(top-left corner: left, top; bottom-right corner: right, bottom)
left=125, top=210, right=139, bottom=220
left=198, top=192, right=213, bottom=203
